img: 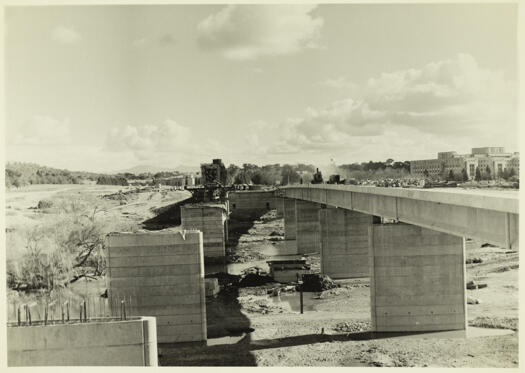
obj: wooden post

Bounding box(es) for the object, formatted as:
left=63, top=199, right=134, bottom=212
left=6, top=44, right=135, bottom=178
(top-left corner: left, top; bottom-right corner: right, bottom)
left=79, top=302, right=83, bottom=322
left=83, top=301, right=87, bottom=322
left=44, top=303, right=48, bottom=326
left=17, top=306, right=21, bottom=326
left=299, top=273, right=304, bottom=314
left=66, top=301, right=70, bottom=322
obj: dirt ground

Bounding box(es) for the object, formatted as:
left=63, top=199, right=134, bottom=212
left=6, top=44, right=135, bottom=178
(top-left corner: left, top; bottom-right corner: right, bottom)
left=161, top=210, right=519, bottom=367
left=6, top=186, right=519, bottom=366
left=5, top=184, right=190, bottom=307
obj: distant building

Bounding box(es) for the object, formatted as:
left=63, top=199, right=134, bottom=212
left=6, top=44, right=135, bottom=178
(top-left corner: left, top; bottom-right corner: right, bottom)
left=410, top=147, right=519, bottom=179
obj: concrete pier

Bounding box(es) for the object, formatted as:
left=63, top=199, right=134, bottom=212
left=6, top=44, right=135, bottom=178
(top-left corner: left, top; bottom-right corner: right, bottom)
left=275, top=196, right=285, bottom=218
left=319, top=208, right=372, bottom=279
left=369, top=223, right=466, bottom=332
left=229, top=190, right=275, bottom=220
left=283, top=198, right=297, bottom=241
left=181, top=203, right=228, bottom=259
left=295, top=200, right=321, bottom=254
left=107, top=230, right=207, bottom=343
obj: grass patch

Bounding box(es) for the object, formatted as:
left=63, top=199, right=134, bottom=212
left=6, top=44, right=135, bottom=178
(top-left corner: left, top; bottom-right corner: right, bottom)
left=469, top=316, right=518, bottom=331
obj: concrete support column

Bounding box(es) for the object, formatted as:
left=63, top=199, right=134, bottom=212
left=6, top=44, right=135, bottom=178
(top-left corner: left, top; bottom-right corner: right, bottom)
left=295, top=200, right=321, bottom=254
left=319, top=208, right=372, bottom=279
left=369, top=223, right=466, bottom=332
left=275, top=197, right=285, bottom=218
left=283, top=198, right=297, bottom=241
left=181, top=204, right=227, bottom=259
left=107, top=231, right=207, bottom=343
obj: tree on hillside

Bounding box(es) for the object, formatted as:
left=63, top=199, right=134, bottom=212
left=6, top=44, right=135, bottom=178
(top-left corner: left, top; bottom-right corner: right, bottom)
left=226, top=164, right=241, bottom=185
left=461, top=168, right=469, bottom=182
left=447, top=170, right=455, bottom=181
left=484, top=166, right=492, bottom=180
left=423, top=169, right=429, bottom=178
left=475, top=166, right=482, bottom=181
left=281, top=165, right=301, bottom=185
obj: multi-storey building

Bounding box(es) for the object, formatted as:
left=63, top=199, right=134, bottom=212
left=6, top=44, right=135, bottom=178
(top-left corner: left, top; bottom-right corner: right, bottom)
left=410, top=147, right=519, bottom=179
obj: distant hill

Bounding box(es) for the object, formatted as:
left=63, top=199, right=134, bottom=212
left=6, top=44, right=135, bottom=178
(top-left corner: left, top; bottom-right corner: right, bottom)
left=5, top=162, right=104, bottom=188
left=116, top=164, right=198, bottom=174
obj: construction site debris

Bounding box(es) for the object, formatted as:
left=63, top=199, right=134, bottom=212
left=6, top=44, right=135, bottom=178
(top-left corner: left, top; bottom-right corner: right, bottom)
left=238, top=270, right=274, bottom=287
left=467, top=297, right=480, bottom=305
left=466, top=257, right=483, bottom=264
left=205, top=278, right=220, bottom=297
left=467, top=280, right=488, bottom=290
left=300, top=274, right=339, bottom=292
left=333, top=320, right=371, bottom=333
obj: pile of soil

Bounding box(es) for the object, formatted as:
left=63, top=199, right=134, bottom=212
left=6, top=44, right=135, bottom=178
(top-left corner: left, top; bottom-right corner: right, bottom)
left=206, top=272, right=240, bottom=287
left=333, top=320, right=371, bottom=333
left=239, top=267, right=274, bottom=287
left=206, top=267, right=274, bottom=289
left=301, top=274, right=339, bottom=292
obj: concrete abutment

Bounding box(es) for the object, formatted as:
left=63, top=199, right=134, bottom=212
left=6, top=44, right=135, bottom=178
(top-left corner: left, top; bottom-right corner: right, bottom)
left=181, top=204, right=228, bottom=259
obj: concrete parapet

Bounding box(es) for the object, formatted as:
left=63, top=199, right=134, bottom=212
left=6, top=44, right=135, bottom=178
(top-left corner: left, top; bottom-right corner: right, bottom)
left=107, top=230, right=206, bottom=344
left=295, top=200, right=321, bottom=254
left=369, top=223, right=466, bottom=332
left=7, top=317, right=158, bottom=366
left=181, top=204, right=227, bottom=258
left=320, top=208, right=372, bottom=279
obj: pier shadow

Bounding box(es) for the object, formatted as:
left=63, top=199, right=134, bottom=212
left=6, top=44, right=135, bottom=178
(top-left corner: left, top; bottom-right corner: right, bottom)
left=160, top=282, right=257, bottom=366
left=227, top=208, right=279, bottom=248
left=142, top=197, right=194, bottom=230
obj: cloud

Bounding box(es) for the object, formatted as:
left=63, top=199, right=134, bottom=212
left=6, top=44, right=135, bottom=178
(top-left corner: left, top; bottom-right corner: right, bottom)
left=132, top=37, right=148, bottom=48
left=320, top=76, right=359, bottom=91
left=197, top=5, right=323, bottom=60
left=51, top=26, right=81, bottom=44
left=159, top=33, right=176, bottom=46
left=104, top=119, right=233, bottom=167
left=362, top=54, right=515, bottom=134
left=246, top=54, right=516, bottom=161
left=132, top=34, right=177, bottom=48
left=10, top=115, right=72, bottom=146
left=105, top=119, right=191, bottom=159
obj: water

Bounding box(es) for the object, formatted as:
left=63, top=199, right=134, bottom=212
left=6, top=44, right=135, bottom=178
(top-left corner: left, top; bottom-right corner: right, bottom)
left=205, top=239, right=304, bottom=275
left=467, top=326, right=514, bottom=338
left=207, top=334, right=248, bottom=346
left=268, top=292, right=322, bottom=312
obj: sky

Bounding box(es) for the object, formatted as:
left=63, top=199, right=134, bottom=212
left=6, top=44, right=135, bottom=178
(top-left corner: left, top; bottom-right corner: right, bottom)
left=4, top=3, right=518, bottom=173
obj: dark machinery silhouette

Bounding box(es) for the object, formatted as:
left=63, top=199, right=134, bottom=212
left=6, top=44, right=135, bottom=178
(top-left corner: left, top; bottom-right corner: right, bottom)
left=311, top=168, right=323, bottom=184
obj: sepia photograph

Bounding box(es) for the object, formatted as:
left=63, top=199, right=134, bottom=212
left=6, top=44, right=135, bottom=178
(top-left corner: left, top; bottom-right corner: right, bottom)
left=2, top=1, right=520, bottom=368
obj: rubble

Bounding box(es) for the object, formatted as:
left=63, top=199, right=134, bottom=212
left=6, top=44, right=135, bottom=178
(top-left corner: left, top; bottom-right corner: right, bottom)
left=300, top=274, right=339, bottom=292
left=333, top=320, right=371, bottom=333
left=467, top=297, right=480, bottom=305
left=466, top=280, right=488, bottom=290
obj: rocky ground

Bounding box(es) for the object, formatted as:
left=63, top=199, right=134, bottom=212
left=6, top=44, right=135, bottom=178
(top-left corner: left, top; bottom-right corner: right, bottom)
left=160, top=210, right=519, bottom=367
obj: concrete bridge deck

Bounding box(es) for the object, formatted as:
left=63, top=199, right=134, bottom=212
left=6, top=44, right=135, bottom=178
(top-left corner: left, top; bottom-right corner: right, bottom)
left=279, top=184, right=518, bottom=249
